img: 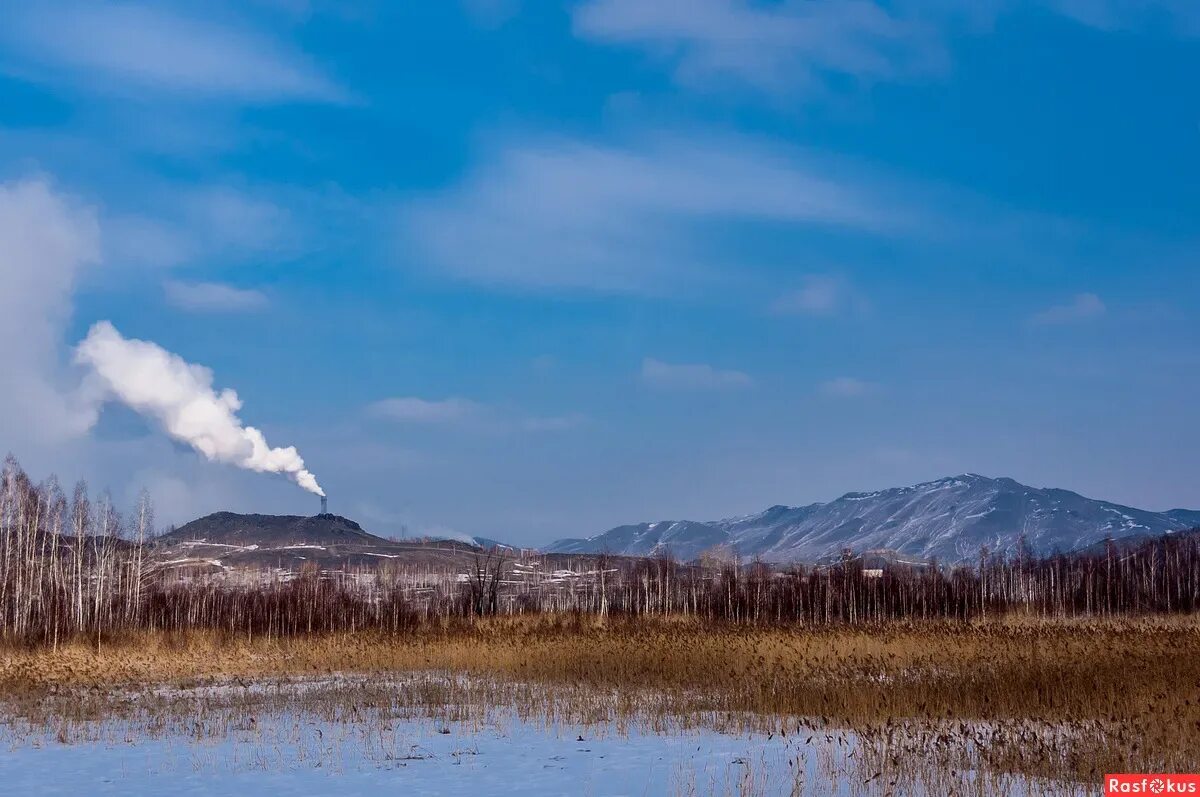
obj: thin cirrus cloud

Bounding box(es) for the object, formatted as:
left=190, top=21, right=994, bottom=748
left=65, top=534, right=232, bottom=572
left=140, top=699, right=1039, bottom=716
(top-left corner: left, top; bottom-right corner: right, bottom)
left=819, top=376, right=877, bottom=398
left=521, top=413, right=587, bottom=433
left=770, top=274, right=868, bottom=317
left=1028, top=292, right=1107, bottom=326
left=403, top=133, right=908, bottom=294
left=572, top=1, right=1200, bottom=99
left=367, top=397, right=484, bottom=424
left=1046, top=0, right=1200, bottom=35
left=0, top=1, right=345, bottom=103
left=641, top=358, right=753, bottom=390
left=462, top=0, right=523, bottom=26
left=163, top=280, right=269, bottom=313
left=368, top=397, right=584, bottom=434
left=182, top=188, right=298, bottom=255
left=572, top=0, right=944, bottom=96
left=106, top=186, right=307, bottom=270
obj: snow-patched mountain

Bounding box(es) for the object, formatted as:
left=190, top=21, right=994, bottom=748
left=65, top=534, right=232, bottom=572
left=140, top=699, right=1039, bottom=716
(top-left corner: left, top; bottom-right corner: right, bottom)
left=546, top=475, right=1200, bottom=564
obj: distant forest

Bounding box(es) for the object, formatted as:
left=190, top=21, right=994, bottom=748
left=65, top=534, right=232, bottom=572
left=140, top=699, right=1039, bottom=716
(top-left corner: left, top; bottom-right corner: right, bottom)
left=1, top=457, right=1198, bottom=646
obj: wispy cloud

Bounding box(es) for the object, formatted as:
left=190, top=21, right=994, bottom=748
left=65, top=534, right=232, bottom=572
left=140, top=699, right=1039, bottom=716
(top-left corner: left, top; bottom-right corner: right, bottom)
left=462, top=0, right=522, bottom=27
left=573, top=0, right=943, bottom=96
left=819, top=376, right=877, bottom=398
left=183, top=188, right=298, bottom=255
left=1029, top=292, right=1107, bottom=326
left=368, top=397, right=584, bottom=434
left=771, top=274, right=868, bottom=317
left=163, top=280, right=269, bottom=313
left=521, top=413, right=587, bottom=433
left=0, top=1, right=344, bottom=103
left=1047, top=0, right=1200, bottom=35
left=573, top=1, right=1200, bottom=101
left=404, top=133, right=907, bottom=293
left=104, top=215, right=194, bottom=270
left=104, top=185, right=315, bottom=270
left=641, top=358, right=753, bottom=390
left=367, top=397, right=484, bottom=424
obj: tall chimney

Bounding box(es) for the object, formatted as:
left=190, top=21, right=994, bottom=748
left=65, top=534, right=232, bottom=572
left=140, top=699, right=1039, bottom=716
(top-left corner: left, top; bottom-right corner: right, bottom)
left=320, top=496, right=328, bottom=515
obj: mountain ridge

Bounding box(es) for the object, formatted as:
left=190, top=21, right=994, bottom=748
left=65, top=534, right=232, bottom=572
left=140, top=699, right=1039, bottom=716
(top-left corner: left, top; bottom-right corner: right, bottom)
left=546, top=474, right=1200, bottom=564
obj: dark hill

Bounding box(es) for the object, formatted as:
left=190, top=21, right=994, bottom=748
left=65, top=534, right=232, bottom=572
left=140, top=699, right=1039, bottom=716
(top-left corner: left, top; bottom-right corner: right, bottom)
left=160, top=512, right=390, bottom=547
left=149, top=511, right=618, bottom=580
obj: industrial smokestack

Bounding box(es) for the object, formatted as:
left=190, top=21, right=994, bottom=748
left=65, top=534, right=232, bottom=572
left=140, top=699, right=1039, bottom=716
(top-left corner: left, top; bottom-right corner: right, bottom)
left=320, top=496, right=328, bottom=515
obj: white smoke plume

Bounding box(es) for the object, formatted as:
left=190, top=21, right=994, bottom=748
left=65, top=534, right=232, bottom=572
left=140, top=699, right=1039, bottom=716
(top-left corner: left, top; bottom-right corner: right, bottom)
left=75, top=321, right=324, bottom=496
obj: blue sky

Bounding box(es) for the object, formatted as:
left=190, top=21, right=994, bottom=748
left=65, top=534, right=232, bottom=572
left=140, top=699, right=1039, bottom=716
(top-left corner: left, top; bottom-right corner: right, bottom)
left=0, top=0, right=1197, bottom=544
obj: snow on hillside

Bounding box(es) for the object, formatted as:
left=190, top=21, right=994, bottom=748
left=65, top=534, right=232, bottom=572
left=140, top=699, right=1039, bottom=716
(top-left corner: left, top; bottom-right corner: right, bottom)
left=546, top=474, right=1199, bottom=564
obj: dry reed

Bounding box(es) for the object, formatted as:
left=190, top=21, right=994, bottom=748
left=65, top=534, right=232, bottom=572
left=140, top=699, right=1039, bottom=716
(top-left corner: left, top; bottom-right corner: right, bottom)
left=2, top=615, right=1196, bottom=787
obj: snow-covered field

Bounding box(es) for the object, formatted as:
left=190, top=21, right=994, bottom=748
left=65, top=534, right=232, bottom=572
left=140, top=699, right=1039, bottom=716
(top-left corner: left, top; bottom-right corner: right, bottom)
left=0, top=673, right=1089, bottom=796
left=2, top=711, right=815, bottom=796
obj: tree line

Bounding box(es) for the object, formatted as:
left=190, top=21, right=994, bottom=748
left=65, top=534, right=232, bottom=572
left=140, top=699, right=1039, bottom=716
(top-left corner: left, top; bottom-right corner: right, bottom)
left=2, top=457, right=1198, bottom=646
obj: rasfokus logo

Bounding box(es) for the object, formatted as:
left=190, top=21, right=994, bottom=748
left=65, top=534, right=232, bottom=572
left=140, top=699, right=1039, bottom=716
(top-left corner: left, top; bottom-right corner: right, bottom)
left=1106, top=775, right=1200, bottom=794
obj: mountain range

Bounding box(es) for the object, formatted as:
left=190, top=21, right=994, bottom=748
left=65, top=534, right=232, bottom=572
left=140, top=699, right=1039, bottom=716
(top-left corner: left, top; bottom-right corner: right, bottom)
left=546, top=474, right=1200, bottom=564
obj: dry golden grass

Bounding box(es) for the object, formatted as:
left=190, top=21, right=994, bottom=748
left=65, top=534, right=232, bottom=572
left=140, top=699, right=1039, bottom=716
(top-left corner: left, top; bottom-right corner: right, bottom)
left=2, top=614, right=1197, bottom=788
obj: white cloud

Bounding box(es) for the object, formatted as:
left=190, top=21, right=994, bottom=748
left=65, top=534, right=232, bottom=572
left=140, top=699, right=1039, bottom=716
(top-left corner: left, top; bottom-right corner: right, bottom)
left=1029, top=292, right=1107, bottom=326
left=0, top=177, right=102, bottom=443
left=641, top=358, right=753, bottom=390
left=164, top=280, right=270, bottom=313
left=404, top=134, right=903, bottom=293
left=819, top=377, right=877, bottom=398
left=573, top=0, right=943, bottom=96
left=368, top=397, right=484, bottom=423
left=0, top=1, right=344, bottom=103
